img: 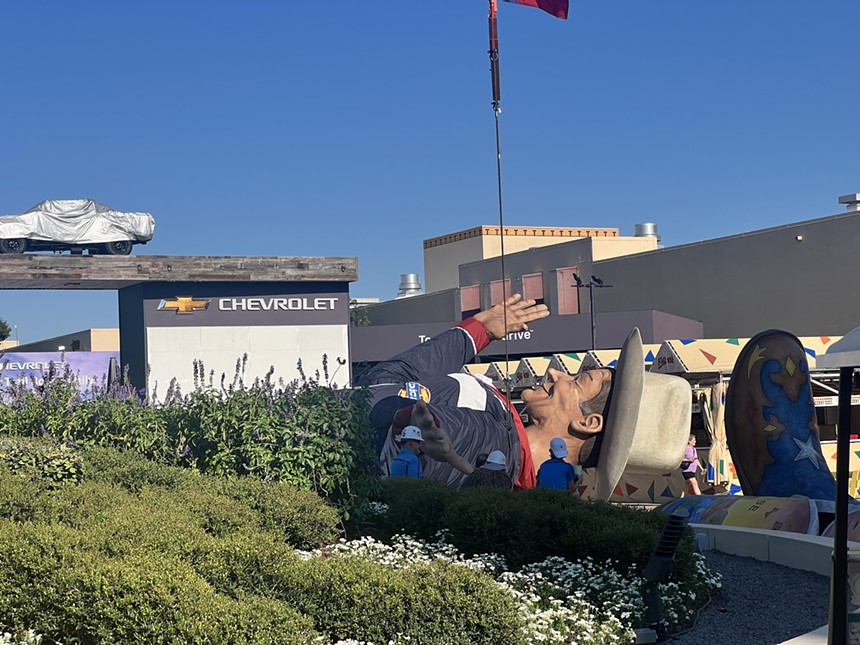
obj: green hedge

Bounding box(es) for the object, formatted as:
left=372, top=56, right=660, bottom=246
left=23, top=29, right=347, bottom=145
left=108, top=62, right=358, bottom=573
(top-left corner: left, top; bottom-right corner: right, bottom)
left=0, top=440, right=529, bottom=644
left=0, top=522, right=319, bottom=645
left=374, top=479, right=702, bottom=590
left=80, top=446, right=341, bottom=548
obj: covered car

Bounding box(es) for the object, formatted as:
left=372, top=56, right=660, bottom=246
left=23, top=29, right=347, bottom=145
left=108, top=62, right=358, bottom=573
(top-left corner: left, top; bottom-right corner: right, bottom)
left=0, top=199, right=155, bottom=255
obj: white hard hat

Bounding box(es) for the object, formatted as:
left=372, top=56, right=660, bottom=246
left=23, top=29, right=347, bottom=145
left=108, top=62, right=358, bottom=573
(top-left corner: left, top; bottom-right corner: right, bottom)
left=398, top=425, right=424, bottom=443
left=481, top=450, right=507, bottom=471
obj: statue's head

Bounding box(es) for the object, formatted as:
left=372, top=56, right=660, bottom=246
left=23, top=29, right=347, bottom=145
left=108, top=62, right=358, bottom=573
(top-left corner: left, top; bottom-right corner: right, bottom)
left=525, top=328, right=692, bottom=500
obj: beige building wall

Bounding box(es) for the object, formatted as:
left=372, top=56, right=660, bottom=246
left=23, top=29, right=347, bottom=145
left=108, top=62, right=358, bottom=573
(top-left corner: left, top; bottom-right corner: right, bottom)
left=591, top=236, right=658, bottom=261
left=10, top=328, right=119, bottom=353
left=90, top=328, right=120, bottom=351
left=423, top=225, right=619, bottom=293
left=0, top=340, right=18, bottom=350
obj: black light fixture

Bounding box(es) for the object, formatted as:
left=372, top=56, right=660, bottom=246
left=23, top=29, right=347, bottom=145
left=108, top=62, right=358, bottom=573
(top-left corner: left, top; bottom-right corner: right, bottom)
left=816, top=338, right=860, bottom=645
left=634, top=509, right=690, bottom=644
left=572, top=273, right=613, bottom=350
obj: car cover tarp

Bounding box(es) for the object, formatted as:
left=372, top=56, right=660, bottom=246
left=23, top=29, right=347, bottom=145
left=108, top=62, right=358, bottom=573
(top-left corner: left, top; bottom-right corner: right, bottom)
left=0, top=199, right=155, bottom=244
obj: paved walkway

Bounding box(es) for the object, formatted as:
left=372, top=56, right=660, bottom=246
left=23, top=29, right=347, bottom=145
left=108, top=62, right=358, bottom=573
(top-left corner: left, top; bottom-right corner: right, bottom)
left=778, top=625, right=827, bottom=644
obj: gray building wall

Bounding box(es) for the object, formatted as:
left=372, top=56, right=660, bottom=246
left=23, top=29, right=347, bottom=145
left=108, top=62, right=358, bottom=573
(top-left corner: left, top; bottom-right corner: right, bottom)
left=591, top=210, right=860, bottom=338
left=350, top=310, right=703, bottom=363
left=365, top=288, right=462, bottom=326
left=363, top=205, right=860, bottom=341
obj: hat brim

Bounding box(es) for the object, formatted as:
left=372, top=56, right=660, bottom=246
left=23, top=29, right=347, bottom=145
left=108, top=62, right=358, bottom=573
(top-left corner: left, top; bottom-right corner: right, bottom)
left=594, top=328, right=645, bottom=500
left=481, top=462, right=506, bottom=471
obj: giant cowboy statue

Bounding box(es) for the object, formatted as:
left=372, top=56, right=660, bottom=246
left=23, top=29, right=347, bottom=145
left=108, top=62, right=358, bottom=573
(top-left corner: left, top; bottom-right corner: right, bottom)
left=356, top=295, right=693, bottom=499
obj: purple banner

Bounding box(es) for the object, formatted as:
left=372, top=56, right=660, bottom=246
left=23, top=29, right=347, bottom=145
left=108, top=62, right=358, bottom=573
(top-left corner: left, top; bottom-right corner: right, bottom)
left=0, top=351, right=119, bottom=391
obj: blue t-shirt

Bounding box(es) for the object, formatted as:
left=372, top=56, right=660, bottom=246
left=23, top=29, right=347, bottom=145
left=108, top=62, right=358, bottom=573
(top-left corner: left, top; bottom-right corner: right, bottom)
left=537, top=458, right=577, bottom=490
left=390, top=449, right=423, bottom=478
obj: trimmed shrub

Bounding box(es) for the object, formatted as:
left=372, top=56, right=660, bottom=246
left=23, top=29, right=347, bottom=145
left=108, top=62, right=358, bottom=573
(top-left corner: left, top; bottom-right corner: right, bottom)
left=258, top=555, right=526, bottom=645
left=0, top=454, right=528, bottom=645
left=213, top=476, right=340, bottom=549
left=0, top=440, right=340, bottom=557
left=0, top=522, right=319, bottom=645
left=192, top=530, right=527, bottom=644
left=0, top=466, right=44, bottom=521
left=374, top=479, right=700, bottom=583
left=78, top=446, right=340, bottom=548
left=81, top=444, right=199, bottom=492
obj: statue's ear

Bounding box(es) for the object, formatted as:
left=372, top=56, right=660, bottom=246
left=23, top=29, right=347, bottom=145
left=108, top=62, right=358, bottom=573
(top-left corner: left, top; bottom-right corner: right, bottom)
left=571, top=413, right=603, bottom=435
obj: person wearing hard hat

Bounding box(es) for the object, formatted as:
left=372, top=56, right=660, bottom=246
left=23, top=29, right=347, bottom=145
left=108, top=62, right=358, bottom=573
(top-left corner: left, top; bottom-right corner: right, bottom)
left=459, top=450, right=513, bottom=490
left=389, top=425, right=425, bottom=479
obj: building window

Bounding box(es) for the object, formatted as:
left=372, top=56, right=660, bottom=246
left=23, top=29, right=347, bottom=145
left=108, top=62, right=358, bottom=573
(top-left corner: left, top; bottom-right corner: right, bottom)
left=522, top=273, right=544, bottom=305
left=460, top=285, right=481, bottom=319
left=555, top=267, right=580, bottom=315
left=490, top=279, right=512, bottom=306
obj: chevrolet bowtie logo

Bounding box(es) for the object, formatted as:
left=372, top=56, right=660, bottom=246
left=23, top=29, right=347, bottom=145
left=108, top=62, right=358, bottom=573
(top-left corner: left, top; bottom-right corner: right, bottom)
left=157, top=296, right=210, bottom=314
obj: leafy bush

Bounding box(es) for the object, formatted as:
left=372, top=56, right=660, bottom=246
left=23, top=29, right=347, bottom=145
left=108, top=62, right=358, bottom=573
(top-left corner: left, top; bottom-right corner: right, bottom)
left=77, top=446, right=341, bottom=548
left=0, top=358, right=380, bottom=519
left=252, top=553, right=525, bottom=645
left=81, top=444, right=200, bottom=492
left=373, top=479, right=703, bottom=592
left=0, top=521, right=320, bottom=645
left=0, top=442, right=530, bottom=645
left=0, top=436, right=83, bottom=489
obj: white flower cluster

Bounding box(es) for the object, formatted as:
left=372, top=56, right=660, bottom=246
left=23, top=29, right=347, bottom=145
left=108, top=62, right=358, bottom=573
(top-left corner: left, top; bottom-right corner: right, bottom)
left=302, top=533, right=720, bottom=645
left=325, top=638, right=412, bottom=645
left=0, top=630, right=48, bottom=645
left=306, top=531, right=506, bottom=575
left=365, top=501, right=390, bottom=516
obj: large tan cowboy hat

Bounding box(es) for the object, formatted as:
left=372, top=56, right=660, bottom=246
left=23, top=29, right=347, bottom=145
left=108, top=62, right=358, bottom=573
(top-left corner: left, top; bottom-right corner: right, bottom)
left=594, top=328, right=692, bottom=500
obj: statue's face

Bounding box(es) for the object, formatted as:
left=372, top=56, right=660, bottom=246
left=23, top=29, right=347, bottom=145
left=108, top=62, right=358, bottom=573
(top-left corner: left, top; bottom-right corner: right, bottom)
left=522, top=368, right=613, bottom=457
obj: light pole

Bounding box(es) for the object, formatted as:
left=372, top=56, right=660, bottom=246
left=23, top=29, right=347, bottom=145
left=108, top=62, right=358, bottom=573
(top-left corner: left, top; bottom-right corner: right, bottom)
left=573, top=273, right=613, bottom=350
left=817, top=332, right=860, bottom=645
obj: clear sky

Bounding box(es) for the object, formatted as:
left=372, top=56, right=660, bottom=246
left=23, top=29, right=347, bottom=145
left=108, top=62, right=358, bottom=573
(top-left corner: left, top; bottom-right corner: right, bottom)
left=1, top=1, right=858, bottom=345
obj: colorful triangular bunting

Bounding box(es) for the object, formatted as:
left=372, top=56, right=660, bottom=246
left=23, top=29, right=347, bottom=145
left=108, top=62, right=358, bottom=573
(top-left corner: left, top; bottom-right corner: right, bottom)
left=700, top=350, right=718, bottom=365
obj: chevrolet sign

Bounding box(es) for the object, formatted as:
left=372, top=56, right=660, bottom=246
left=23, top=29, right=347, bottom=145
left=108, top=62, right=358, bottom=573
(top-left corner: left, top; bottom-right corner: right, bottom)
left=0, top=361, right=55, bottom=372
left=218, top=297, right=338, bottom=311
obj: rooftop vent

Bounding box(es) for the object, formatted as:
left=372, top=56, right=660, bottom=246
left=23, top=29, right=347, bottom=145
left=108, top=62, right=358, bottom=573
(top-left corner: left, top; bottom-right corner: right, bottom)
left=838, top=194, right=860, bottom=212
left=395, top=273, right=423, bottom=299
left=634, top=222, right=661, bottom=246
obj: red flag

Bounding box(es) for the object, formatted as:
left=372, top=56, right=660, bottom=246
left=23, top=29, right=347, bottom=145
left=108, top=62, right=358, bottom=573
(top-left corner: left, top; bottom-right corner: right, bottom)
left=502, top=0, right=568, bottom=19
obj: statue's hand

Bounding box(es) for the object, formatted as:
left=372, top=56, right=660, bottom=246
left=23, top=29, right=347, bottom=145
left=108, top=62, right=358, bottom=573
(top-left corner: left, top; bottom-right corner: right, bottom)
left=410, top=401, right=474, bottom=475
left=473, top=294, right=549, bottom=340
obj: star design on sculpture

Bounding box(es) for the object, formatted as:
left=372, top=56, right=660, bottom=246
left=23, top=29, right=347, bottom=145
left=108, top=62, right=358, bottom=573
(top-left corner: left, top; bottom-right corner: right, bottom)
left=793, top=437, right=823, bottom=470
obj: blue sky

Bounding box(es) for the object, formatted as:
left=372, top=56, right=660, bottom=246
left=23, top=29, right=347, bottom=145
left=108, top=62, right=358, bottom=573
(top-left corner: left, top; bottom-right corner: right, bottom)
left=1, top=1, right=858, bottom=344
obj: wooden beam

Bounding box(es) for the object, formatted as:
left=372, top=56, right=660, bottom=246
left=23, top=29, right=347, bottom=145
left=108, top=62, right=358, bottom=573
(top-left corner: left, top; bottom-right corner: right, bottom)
left=0, top=255, right=358, bottom=289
